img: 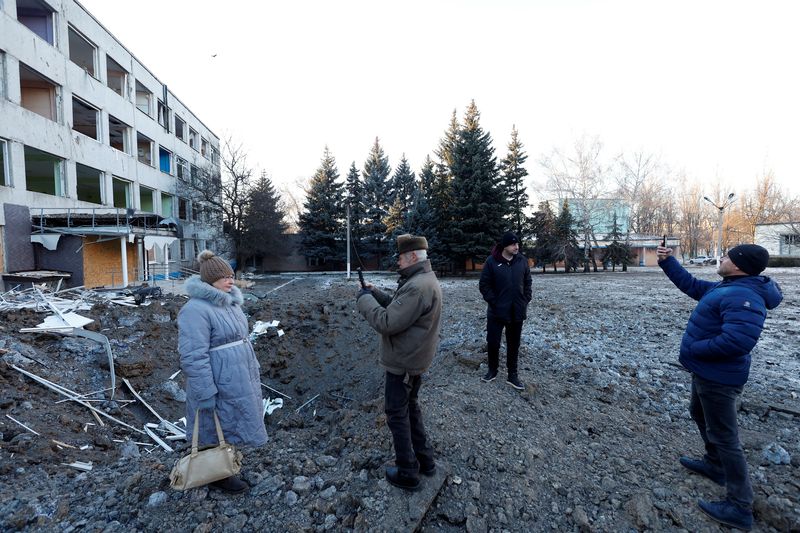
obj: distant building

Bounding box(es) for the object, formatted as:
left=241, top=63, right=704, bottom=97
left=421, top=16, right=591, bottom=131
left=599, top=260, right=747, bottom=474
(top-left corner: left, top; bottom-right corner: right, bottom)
left=754, top=222, right=800, bottom=257
left=0, top=0, right=221, bottom=289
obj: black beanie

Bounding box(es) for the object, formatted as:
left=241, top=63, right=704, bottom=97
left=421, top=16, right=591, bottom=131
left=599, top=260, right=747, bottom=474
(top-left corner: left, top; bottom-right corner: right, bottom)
left=500, top=232, right=519, bottom=248
left=727, top=244, right=769, bottom=275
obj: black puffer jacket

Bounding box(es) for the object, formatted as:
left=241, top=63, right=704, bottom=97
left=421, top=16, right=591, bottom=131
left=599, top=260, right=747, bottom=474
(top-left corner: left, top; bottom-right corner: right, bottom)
left=479, top=249, right=532, bottom=322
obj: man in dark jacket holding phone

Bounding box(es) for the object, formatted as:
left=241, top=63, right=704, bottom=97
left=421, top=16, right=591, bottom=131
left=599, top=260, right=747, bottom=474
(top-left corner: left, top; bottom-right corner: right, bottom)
left=479, top=232, right=532, bottom=390
left=657, top=243, right=783, bottom=531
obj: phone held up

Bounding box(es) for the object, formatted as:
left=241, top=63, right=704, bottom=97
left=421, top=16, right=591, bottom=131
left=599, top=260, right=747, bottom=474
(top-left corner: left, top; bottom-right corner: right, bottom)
left=357, top=267, right=366, bottom=289
left=661, top=234, right=667, bottom=247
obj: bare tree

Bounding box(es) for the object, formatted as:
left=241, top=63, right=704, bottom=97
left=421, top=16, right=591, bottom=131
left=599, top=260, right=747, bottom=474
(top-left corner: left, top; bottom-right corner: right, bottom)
left=731, top=170, right=798, bottom=241
left=540, top=135, right=610, bottom=271
left=277, top=177, right=310, bottom=233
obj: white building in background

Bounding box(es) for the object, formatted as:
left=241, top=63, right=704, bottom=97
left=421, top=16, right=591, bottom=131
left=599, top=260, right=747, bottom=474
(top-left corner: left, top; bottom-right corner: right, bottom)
left=754, top=222, right=800, bottom=257
left=0, top=0, right=222, bottom=288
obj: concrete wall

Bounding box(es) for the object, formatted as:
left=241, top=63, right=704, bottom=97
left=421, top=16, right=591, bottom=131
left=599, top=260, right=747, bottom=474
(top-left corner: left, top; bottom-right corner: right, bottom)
left=755, top=223, right=800, bottom=256
left=35, top=233, right=84, bottom=287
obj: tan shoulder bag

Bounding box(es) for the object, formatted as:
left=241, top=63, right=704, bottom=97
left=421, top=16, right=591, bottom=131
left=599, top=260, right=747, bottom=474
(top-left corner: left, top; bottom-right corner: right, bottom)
left=169, top=410, right=242, bottom=491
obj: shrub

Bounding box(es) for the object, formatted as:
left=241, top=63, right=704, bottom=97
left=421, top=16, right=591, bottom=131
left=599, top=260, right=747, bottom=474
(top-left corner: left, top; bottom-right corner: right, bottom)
left=768, top=256, right=800, bottom=267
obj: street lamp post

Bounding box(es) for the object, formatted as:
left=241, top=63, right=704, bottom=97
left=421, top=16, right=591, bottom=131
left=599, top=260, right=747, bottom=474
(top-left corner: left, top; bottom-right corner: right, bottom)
left=703, top=193, right=736, bottom=264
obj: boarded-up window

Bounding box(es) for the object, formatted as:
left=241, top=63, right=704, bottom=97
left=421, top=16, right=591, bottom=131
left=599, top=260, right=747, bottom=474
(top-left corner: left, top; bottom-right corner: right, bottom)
left=24, top=145, right=63, bottom=196
left=19, top=63, right=58, bottom=121
left=76, top=163, right=102, bottom=204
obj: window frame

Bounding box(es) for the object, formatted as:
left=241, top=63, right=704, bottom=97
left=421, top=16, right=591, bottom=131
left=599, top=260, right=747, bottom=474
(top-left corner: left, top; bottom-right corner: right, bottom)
left=0, top=138, right=11, bottom=187
left=67, top=25, right=98, bottom=78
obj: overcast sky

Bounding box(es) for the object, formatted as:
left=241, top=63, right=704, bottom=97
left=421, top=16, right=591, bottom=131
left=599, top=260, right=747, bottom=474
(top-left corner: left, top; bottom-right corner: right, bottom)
left=78, top=0, right=800, bottom=199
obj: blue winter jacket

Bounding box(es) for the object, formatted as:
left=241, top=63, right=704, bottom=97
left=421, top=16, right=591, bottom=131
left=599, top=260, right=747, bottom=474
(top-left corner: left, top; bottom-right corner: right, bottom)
left=659, top=256, right=783, bottom=386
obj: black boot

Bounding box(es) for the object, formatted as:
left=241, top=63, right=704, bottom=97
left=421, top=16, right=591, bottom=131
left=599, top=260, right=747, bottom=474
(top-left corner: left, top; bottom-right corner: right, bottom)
left=210, top=475, right=249, bottom=494
left=385, top=466, right=420, bottom=491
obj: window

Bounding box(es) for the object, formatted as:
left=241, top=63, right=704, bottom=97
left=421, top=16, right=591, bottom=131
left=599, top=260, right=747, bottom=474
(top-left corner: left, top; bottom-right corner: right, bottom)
left=136, top=132, right=153, bottom=166
left=190, top=164, right=202, bottom=186
left=211, top=147, right=219, bottom=165
left=176, top=157, right=188, bottom=181
left=72, top=96, right=99, bottom=140
left=157, top=100, right=169, bottom=130
left=158, top=147, right=172, bottom=174
left=106, top=55, right=127, bottom=96
left=19, top=62, right=59, bottom=121
left=161, top=193, right=173, bottom=217
left=781, top=234, right=800, bottom=256
left=24, top=145, right=64, bottom=196
left=201, top=138, right=209, bottom=158
left=75, top=163, right=102, bottom=204
left=0, top=139, right=10, bottom=187
left=178, top=198, right=188, bottom=220
left=192, top=203, right=202, bottom=222
left=68, top=26, right=97, bottom=77
left=16, top=0, right=55, bottom=45
left=139, top=185, right=155, bottom=212
left=108, top=115, right=131, bottom=154
left=135, top=81, right=152, bottom=115
left=112, top=177, right=131, bottom=208
left=174, top=116, right=185, bottom=141
left=188, top=128, right=199, bottom=151
left=0, top=52, right=7, bottom=100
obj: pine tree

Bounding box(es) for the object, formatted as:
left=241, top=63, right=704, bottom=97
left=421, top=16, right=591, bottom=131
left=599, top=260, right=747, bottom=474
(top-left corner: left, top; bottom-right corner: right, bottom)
left=447, top=101, right=507, bottom=267
left=345, top=161, right=366, bottom=257
left=362, top=137, right=392, bottom=267
left=553, top=199, right=581, bottom=272
left=601, top=212, right=632, bottom=272
left=530, top=201, right=557, bottom=272
left=405, top=156, right=447, bottom=268
left=241, top=171, right=288, bottom=263
left=384, top=155, right=418, bottom=257
left=500, top=126, right=530, bottom=238
left=430, top=112, right=459, bottom=265
left=298, top=147, right=344, bottom=266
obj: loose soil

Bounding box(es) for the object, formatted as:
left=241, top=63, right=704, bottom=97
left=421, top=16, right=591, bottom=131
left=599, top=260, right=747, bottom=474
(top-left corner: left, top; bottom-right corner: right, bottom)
left=1, top=266, right=798, bottom=532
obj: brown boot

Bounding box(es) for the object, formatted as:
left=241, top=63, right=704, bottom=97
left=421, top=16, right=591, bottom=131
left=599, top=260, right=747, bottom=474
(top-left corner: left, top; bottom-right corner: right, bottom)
left=210, top=475, right=249, bottom=494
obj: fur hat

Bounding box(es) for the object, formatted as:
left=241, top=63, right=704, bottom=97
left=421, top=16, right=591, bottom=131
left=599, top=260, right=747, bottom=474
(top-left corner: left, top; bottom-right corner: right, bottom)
left=198, top=250, right=234, bottom=284
left=397, top=234, right=428, bottom=255
left=500, top=232, right=519, bottom=248
left=727, top=244, right=769, bottom=275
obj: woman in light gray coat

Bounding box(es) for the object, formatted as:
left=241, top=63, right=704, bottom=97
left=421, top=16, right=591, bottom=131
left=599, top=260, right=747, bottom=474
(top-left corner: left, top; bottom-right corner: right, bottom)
left=177, top=250, right=267, bottom=493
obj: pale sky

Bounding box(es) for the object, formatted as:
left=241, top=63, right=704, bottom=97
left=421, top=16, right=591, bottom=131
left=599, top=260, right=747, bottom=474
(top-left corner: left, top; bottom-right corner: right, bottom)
left=78, top=0, right=800, bottom=199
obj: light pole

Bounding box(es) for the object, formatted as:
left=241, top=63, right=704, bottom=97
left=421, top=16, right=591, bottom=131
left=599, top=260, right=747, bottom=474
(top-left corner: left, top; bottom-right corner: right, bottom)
left=703, top=193, right=736, bottom=264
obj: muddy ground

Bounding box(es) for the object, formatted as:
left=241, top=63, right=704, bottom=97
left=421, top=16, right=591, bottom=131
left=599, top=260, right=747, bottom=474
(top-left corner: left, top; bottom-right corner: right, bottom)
left=0, top=266, right=798, bottom=532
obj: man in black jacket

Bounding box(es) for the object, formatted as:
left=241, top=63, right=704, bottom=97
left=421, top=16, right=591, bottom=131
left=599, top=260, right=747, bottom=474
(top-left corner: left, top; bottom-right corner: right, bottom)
left=478, top=232, right=532, bottom=390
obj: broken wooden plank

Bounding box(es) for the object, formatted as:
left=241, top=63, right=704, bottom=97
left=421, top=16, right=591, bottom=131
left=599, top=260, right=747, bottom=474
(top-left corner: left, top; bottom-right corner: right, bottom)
left=52, top=439, right=77, bottom=449
left=6, top=414, right=41, bottom=436
left=62, top=461, right=93, bottom=471
left=143, top=426, right=174, bottom=452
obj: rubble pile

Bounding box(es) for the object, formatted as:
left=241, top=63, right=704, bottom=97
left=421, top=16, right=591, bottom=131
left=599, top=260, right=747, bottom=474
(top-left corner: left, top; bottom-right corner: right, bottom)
left=0, top=268, right=797, bottom=532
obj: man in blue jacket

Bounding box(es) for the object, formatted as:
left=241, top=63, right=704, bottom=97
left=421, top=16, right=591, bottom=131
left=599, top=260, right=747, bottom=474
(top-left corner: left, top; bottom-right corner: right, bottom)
left=479, top=232, right=532, bottom=390
left=657, top=243, right=783, bottom=531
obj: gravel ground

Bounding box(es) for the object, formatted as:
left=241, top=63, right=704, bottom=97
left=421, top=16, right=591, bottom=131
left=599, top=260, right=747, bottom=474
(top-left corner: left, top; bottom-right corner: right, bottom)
left=0, top=265, right=797, bottom=532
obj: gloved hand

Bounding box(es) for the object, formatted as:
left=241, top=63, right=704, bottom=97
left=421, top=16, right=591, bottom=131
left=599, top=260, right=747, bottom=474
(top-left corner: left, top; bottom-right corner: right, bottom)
left=197, top=396, right=216, bottom=411
left=357, top=287, right=372, bottom=300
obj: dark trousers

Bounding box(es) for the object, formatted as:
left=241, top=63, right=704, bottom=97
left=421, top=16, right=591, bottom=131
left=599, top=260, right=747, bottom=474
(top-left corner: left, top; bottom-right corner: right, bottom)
left=384, top=371, right=434, bottom=477
left=487, top=318, right=523, bottom=375
left=689, top=373, right=753, bottom=509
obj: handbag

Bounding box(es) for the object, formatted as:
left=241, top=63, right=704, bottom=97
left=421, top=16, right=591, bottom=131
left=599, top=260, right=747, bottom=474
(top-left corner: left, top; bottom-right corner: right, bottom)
left=169, top=409, right=242, bottom=491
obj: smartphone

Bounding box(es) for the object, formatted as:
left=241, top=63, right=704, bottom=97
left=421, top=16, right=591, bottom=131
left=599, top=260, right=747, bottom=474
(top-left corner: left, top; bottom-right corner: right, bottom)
left=661, top=234, right=667, bottom=247
left=357, top=267, right=366, bottom=289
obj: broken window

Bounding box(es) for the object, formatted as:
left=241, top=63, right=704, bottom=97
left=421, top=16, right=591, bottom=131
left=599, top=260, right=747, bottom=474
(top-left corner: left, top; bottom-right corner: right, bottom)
left=190, top=164, right=203, bottom=187
left=24, top=145, right=64, bottom=196
left=76, top=163, right=102, bottom=204
left=176, top=157, right=188, bottom=181
left=211, top=147, right=220, bottom=165
left=112, top=177, right=131, bottom=208
left=188, top=128, right=199, bottom=151
left=136, top=132, right=153, bottom=166
left=158, top=147, right=172, bottom=174
left=72, top=96, right=99, bottom=140
left=174, top=116, right=185, bottom=141
left=16, top=0, right=55, bottom=45
left=178, top=198, right=188, bottom=220
left=19, top=62, right=59, bottom=121
left=68, top=26, right=97, bottom=77
left=157, top=100, right=169, bottom=129
left=1, top=139, right=9, bottom=187
left=106, top=55, right=127, bottom=96
left=201, top=138, right=209, bottom=158
left=161, top=193, right=174, bottom=217
left=108, top=114, right=130, bottom=154
left=135, top=81, right=152, bottom=115
left=139, top=185, right=155, bottom=212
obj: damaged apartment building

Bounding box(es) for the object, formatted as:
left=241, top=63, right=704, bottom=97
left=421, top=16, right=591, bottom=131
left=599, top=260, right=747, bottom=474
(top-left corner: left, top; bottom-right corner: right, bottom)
left=0, top=0, right=222, bottom=289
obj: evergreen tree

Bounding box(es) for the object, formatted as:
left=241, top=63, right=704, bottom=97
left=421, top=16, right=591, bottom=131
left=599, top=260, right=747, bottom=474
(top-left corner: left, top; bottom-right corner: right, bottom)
left=384, top=155, right=418, bottom=257
left=529, top=201, right=557, bottom=272
left=553, top=200, right=581, bottom=272
left=601, top=212, right=633, bottom=272
left=405, top=156, right=447, bottom=268
left=500, top=125, right=530, bottom=238
left=345, top=161, right=367, bottom=257
left=361, top=137, right=392, bottom=267
left=298, top=147, right=344, bottom=266
left=447, top=101, right=507, bottom=267
left=430, top=112, right=459, bottom=265
left=240, top=171, right=288, bottom=263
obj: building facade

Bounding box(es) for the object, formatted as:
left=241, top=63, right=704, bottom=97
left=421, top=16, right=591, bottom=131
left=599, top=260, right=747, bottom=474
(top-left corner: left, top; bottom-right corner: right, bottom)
left=754, top=222, right=800, bottom=257
left=0, top=0, right=222, bottom=288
